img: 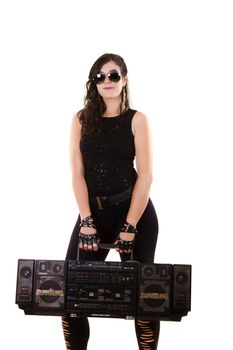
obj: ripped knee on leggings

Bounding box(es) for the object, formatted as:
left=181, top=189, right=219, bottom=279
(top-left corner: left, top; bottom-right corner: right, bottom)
left=136, top=319, right=159, bottom=350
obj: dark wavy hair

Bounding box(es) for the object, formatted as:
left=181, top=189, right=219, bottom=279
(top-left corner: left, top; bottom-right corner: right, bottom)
left=79, top=53, right=130, bottom=135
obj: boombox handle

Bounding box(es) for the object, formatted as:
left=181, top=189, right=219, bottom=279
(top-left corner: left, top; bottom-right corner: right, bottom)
left=77, top=243, right=133, bottom=261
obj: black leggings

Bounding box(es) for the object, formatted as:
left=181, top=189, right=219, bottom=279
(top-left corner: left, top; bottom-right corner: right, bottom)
left=62, top=198, right=160, bottom=350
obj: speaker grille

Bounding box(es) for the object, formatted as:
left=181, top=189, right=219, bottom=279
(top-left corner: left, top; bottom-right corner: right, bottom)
left=34, top=260, right=67, bottom=311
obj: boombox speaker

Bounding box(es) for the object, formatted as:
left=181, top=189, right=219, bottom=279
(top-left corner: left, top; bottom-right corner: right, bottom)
left=137, top=264, right=191, bottom=321
left=16, top=258, right=191, bottom=321
left=16, top=260, right=34, bottom=309
left=16, top=260, right=67, bottom=315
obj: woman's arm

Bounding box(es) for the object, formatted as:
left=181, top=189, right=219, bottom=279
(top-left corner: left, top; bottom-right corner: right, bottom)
left=117, top=111, right=153, bottom=247
left=126, top=111, right=153, bottom=226
left=70, top=113, right=97, bottom=250
left=70, top=113, right=92, bottom=220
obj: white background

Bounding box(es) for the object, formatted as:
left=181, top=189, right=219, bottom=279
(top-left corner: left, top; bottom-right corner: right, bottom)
left=0, top=0, right=232, bottom=349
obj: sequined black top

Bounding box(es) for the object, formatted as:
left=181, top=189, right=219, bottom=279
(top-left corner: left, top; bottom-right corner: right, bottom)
left=80, top=108, right=137, bottom=197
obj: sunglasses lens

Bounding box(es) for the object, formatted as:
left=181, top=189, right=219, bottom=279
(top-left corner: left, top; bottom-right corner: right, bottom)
left=108, top=72, right=121, bottom=82
left=94, top=73, right=105, bottom=84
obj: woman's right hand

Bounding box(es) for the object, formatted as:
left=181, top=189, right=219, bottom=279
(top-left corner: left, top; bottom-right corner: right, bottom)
left=79, top=226, right=99, bottom=251
left=79, top=215, right=99, bottom=251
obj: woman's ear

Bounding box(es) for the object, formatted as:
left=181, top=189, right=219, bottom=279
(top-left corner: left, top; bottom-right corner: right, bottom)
left=122, top=75, right=128, bottom=87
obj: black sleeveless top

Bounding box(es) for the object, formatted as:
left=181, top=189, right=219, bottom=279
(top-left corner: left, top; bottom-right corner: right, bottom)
left=80, top=108, right=137, bottom=197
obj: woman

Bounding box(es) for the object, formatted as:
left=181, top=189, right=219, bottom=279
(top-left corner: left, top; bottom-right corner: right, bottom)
left=62, top=53, right=160, bottom=350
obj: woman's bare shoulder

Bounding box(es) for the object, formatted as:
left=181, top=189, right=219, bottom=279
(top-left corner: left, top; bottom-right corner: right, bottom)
left=132, top=111, right=150, bottom=134
left=71, top=110, right=83, bottom=127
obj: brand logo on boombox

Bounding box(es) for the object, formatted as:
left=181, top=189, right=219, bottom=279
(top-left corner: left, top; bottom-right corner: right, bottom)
left=140, top=292, right=169, bottom=300
left=36, top=289, right=64, bottom=297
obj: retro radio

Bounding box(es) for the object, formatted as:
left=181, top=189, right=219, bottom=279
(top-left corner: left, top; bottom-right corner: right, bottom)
left=16, top=257, right=191, bottom=321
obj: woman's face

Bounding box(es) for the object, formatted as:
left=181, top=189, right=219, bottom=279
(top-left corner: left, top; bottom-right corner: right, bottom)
left=95, top=60, right=127, bottom=101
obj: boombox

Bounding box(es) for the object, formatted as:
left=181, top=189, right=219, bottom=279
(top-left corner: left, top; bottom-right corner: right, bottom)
left=16, top=258, right=191, bottom=321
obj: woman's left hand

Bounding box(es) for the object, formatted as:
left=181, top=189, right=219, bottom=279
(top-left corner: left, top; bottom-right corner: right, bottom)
left=115, top=232, right=135, bottom=254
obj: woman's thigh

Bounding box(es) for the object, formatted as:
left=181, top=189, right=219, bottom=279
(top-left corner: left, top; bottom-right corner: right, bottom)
left=121, top=199, right=159, bottom=263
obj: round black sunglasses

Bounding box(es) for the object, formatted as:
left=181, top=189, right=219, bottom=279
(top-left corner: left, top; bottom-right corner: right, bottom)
left=93, top=70, right=122, bottom=85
